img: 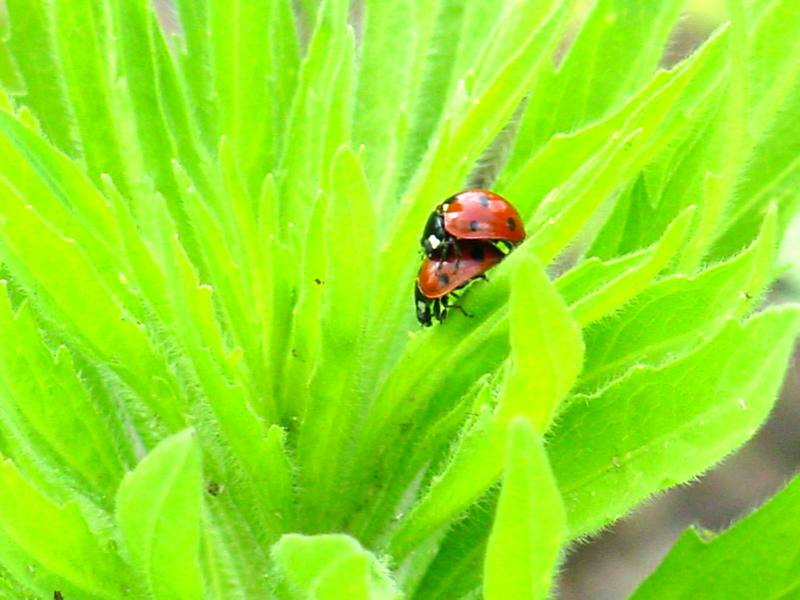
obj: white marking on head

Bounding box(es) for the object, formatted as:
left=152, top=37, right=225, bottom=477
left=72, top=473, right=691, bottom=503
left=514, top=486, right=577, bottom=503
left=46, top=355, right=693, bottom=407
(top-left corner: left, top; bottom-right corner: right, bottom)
left=417, top=301, right=428, bottom=311
left=427, top=234, right=441, bottom=249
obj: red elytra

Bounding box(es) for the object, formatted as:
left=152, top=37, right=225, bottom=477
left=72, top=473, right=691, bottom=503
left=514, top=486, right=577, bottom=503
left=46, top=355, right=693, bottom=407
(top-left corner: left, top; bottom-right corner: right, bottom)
left=441, top=189, right=525, bottom=242
left=415, top=240, right=504, bottom=326
left=417, top=241, right=504, bottom=298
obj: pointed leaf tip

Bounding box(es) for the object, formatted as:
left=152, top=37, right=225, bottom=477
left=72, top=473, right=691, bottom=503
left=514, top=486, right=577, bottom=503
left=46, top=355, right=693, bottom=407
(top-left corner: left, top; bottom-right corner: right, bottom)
left=500, top=255, right=584, bottom=432
left=116, top=429, right=204, bottom=600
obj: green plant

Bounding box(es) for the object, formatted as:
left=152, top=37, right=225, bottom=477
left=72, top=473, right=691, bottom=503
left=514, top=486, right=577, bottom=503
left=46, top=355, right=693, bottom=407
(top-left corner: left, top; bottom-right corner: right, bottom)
left=0, top=0, right=798, bottom=598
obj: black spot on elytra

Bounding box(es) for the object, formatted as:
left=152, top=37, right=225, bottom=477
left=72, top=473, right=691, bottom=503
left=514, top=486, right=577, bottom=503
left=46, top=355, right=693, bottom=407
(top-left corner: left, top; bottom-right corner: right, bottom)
left=507, top=217, right=516, bottom=231
left=438, top=273, right=450, bottom=285
left=478, top=194, right=490, bottom=207
left=469, top=244, right=485, bottom=261
left=469, top=220, right=480, bottom=232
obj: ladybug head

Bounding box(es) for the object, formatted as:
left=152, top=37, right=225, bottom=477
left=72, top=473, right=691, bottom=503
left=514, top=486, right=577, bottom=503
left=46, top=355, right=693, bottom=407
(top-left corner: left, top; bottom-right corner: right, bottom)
left=414, top=285, right=434, bottom=327
left=420, top=211, right=449, bottom=258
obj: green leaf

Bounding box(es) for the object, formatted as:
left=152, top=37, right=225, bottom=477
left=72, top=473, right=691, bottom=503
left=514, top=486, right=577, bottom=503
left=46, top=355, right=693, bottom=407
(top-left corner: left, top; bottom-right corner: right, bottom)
left=410, top=502, right=495, bottom=600
left=148, top=20, right=213, bottom=203
left=631, top=473, right=800, bottom=599
left=296, top=147, right=376, bottom=528
left=677, top=0, right=747, bottom=270
left=484, top=418, right=565, bottom=600
left=498, top=256, right=584, bottom=431
left=210, top=0, right=271, bottom=154
left=215, top=140, right=273, bottom=375
left=393, top=0, right=469, bottom=195
left=173, top=0, right=216, bottom=151
left=107, top=21, right=209, bottom=265
left=366, top=0, right=573, bottom=364
left=0, top=175, right=185, bottom=429
left=51, top=0, right=128, bottom=191
left=556, top=248, right=654, bottom=305
left=578, top=207, right=777, bottom=392
left=498, top=69, right=667, bottom=219
left=745, top=0, right=800, bottom=138
left=172, top=173, right=255, bottom=358
left=128, top=189, right=290, bottom=546
left=262, top=425, right=297, bottom=531
left=468, top=2, right=556, bottom=95
left=278, top=191, right=327, bottom=421
left=0, top=457, right=131, bottom=598
left=346, top=245, right=556, bottom=542
left=0, top=285, right=128, bottom=498
left=271, top=534, right=401, bottom=600
left=320, top=148, right=376, bottom=356
left=523, top=28, right=728, bottom=264
left=4, top=0, right=76, bottom=153
left=0, top=34, right=23, bottom=95
left=387, top=403, right=502, bottom=561
left=386, top=257, right=581, bottom=559
left=265, top=0, right=301, bottom=160
left=108, top=0, right=182, bottom=203
left=711, top=0, right=800, bottom=258
left=507, top=0, right=686, bottom=166
left=210, top=0, right=298, bottom=186
left=355, top=0, right=434, bottom=208
left=0, top=110, right=127, bottom=251
left=569, top=206, right=694, bottom=327
left=116, top=429, right=205, bottom=600
left=278, top=0, right=352, bottom=242
left=549, top=306, right=800, bottom=538
left=584, top=121, right=714, bottom=263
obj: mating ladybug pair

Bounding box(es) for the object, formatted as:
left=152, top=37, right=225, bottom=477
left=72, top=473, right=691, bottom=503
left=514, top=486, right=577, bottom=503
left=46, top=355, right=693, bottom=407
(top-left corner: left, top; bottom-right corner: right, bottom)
left=415, top=190, right=526, bottom=326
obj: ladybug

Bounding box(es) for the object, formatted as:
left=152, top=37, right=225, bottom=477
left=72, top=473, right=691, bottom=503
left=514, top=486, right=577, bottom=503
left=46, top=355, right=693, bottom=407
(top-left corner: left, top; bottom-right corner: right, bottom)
left=415, top=240, right=504, bottom=326
left=420, top=189, right=526, bottom=259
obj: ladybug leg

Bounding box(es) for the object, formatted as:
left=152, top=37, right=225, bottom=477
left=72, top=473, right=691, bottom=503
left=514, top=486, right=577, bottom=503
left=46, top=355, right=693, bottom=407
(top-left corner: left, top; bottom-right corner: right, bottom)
left=450, top=303, right=472, bottom=319
left=415, top=285, right=434, bottom=327
left=442, top=293, right=472, bottom=319
left=432, top=298, right=446, bottom=323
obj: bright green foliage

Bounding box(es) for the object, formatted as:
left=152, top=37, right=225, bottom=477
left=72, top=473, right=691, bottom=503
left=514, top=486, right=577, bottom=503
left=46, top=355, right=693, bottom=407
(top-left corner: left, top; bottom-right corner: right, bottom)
left=0, top=0, right=797, bottom=598
left=550, top=306, right=800, bottom=538
left=578, top=206, right=777, bottom=392
left=271, top=534, right=401, bottom=600
left=484, top=418, right=565, bottom=600
left=631, top=473, right=800, bottom=599
left=387, top=258, right=581, bottom=562
left=0, top=456, right=131, bottom=599
left=116, top=430, right=205, bottom=600
left=500, top=255, right=584, bottom=431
